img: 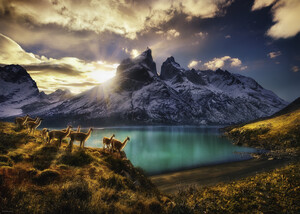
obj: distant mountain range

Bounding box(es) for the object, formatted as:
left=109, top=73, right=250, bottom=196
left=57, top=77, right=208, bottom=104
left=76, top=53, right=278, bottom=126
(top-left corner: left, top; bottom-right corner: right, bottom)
left=0, top=49, right=288, bottom=126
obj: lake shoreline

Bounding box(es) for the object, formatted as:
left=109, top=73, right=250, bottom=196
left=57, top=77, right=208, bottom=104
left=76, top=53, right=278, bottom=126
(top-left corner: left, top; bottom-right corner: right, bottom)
left=150, top=157, right=291, bottom=194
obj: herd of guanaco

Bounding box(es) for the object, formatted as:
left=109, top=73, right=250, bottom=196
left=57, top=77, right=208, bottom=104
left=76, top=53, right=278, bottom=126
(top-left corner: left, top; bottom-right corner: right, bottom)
left=14, top=114, right=131, bottom=153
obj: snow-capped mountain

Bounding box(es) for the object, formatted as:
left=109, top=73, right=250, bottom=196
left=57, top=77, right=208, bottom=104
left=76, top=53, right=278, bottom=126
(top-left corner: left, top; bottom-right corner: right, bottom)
left=0, top=65, right=72, bottom=118
left=0, top=65, right=40, bottom=117
left=15, top=48, right=286, bottom=126
left=0, top=49, right=288, bottom=125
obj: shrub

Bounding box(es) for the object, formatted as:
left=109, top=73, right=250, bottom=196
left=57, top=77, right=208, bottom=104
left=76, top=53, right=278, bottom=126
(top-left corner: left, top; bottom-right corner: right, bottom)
left=8, top=152, right=23, bottom=163
left=31, top=145, right=59, bottom=170
left=98, top=174, right=125, bottom=191
left=59, top=150, right=93, bottom=167
left=0, top=155, right=13, bottom=167
left=33, top=169, right=60, bottom=185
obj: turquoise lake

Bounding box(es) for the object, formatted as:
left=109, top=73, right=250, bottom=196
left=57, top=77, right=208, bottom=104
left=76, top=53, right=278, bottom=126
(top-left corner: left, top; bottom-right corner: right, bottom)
left=70, top=126, right=258, bottom=175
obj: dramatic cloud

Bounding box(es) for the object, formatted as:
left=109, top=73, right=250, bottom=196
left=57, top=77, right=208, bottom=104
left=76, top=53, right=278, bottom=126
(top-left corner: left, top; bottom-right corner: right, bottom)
left=268, top=51, right=281, bottom=58
left=0, top=0, right=233, bottom=40
left=203, top=56, right=245, bottom=70
left=188, top=60, right=201, bottom=69
left=252, top=0, right=300, bottom=39
left=251, top=0, right=276, bottom=10
left=156, top=29, right=180, bottom=40
left=225, top=35, right=231, bottom=39
left=0, top=34, right=118, bottom=94
left=291, top=66, right=299, bottom=72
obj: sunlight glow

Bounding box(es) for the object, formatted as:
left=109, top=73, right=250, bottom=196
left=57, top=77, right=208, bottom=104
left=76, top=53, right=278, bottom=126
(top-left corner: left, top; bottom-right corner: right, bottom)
left=90, top=70, right=116, bottom=83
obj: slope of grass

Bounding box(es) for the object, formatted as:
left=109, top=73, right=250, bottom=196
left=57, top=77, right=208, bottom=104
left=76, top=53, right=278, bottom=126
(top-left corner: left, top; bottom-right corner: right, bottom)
left=225, top=108, right=300, bottom=151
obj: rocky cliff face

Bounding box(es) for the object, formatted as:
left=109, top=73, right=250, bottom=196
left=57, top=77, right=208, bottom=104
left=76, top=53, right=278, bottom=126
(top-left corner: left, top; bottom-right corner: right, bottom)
left=0, top=50, right=288, bottom=125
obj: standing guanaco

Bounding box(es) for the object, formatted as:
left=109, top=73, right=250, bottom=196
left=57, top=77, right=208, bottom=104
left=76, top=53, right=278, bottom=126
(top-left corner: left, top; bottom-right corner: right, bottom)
left=48, top=125, right=72, bottom=147
left=69, top=128, right=93, bottom=148
left=26, top=118, right=43, bottom=135
left=110, top=137, right=130, bottom=153
left=15, top=115, right=29, bottom=129
left=103, top=134, right=115, bottom=150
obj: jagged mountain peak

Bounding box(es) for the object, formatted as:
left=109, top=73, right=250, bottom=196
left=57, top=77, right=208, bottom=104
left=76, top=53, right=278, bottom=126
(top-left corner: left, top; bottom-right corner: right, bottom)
left=160, top=56, right=184, bottom=81
left=115, top=48, right=158, bottom=91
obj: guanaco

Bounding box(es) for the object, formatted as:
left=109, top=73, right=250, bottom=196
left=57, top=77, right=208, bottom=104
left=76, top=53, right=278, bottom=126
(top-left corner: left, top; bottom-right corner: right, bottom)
left=26, top=118, right=43, bottom=135
left=103, top=134, right=115, bottom=150
left=48, top=125, right=72, bottom=147
left=41, top=128, right=49, bottom=142
left=111, top=137, right=130, bottom=153
left=15, top=115, right=29, bottom=129
left=69, top=128, right=93, bottom=148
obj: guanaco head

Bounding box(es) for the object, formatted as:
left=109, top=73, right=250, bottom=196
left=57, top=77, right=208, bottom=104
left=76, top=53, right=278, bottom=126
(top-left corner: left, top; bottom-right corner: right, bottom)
left=127, top=136, right=130, bottom=141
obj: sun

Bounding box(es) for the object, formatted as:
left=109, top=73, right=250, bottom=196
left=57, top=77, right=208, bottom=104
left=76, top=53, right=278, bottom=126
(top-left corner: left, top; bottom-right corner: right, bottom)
left=90, top=70, right=116, bottom=83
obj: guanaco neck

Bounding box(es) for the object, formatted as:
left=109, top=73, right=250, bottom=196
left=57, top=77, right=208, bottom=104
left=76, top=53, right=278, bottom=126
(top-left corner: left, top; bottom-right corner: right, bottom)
left=120, top=137, right=129, bottom=150
left=64, top=126, right=71, bottom=134
left=77, top=126, right=81, bottom=132
left=109, top=134, right=114, bottom=141
left=22, top=116, right=29, bottom=124
left=86, top=128, right=92, bottom=137
left=35, top=119, right=42, bottom=126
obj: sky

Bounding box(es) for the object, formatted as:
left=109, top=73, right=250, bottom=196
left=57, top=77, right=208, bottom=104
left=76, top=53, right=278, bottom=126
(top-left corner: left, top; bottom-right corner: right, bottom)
left=0, top=0, right=299, bottom=101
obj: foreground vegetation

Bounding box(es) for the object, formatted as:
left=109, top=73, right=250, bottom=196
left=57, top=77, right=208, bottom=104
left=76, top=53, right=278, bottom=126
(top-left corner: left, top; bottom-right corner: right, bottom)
left=0, top=122, right=172, bottom=213
left=0, top=120, right=299, bottom=213
left=173, top=162, right=300, bottom=213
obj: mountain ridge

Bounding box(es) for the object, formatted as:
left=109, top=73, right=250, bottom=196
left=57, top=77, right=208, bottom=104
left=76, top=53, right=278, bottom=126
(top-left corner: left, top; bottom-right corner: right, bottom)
left=0, top=49, right=288, bottom=125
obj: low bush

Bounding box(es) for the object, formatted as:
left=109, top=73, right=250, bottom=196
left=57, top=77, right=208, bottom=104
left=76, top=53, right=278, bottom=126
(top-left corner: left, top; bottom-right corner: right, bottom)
left=58, top=149, right=93, bottom=167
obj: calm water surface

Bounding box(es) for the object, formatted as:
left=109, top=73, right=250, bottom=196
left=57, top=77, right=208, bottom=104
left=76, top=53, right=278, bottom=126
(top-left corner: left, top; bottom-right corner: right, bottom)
left=72, top=126, right=257, bottom=175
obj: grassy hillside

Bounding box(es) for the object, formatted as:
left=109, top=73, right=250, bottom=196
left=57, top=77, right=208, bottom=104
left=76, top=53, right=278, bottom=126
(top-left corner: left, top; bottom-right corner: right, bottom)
left=0, top=121, right=299, bottom=213
left=225, top=105, right=300, bottom=152
left=0, top=122, right=173, bottom=213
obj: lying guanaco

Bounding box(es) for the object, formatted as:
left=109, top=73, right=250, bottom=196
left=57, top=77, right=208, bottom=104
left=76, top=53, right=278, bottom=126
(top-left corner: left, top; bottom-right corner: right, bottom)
left=15, top=115, right=29, bottom=129
left=41, top=128, right=49, bottom=142
left=103, top=134, right=115, bottom=150
left=26, top=118, right=43, bottom=135
left=111, top=137, right=130, bottom=153
left=48, top=125, right=72, bottom=147
left=69, top=128, right=93, bottom=148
